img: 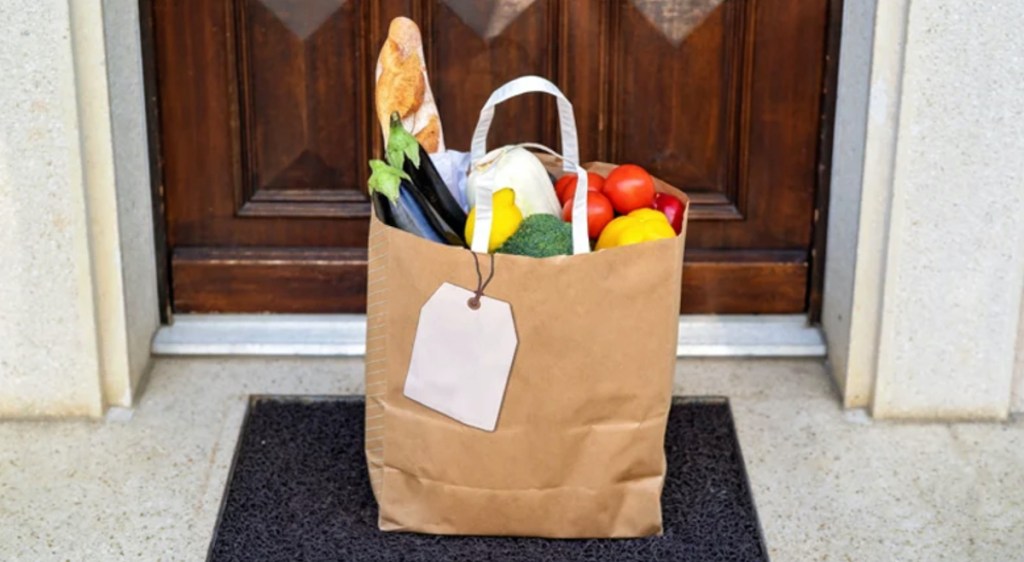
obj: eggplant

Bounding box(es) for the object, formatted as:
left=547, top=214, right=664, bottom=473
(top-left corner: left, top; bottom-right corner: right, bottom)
left=371, top=191, right=395, bottom=227
left=391, top=183, right=445, bottom=243
left=402, top=144, right=467, bottom=236
left=387, top=113, right=468, bottom=244
left=400, top=176, right=464, bottom=246
left=368, top=160, right=444, bottom=243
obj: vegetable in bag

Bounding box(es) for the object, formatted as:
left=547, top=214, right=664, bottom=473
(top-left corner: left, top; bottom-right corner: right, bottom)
left=367, top=160, right=445, bottom=244
left=495, top=213, right=572, bottom=258
left=595, top=208, right=675, bottom=250
left=465, top=188, right=523, bottom=253
left=386, top=114, right=467, bottom=242
left=466, top=146, right=562, bottom=217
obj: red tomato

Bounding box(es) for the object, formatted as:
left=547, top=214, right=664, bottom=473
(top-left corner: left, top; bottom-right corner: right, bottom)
left=602, top=164, right=655, bottom=214
left=554, top=175, right=575, bottom=203
left=562, top=191, right=614, bottom=239
left=555, top=172, right=604, bottom=205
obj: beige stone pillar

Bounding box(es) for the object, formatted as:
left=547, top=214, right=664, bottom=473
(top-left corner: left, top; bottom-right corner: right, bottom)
left=0, top=0, right=158, bottom=418
left=824, top=0, right=1024, bottom=419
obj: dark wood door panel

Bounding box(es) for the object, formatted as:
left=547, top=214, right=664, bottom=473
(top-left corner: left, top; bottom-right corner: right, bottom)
left=681, top=249, right=808, bottom=313
left=156, top=0, right=374, bottom=249
left=563, top=0, right=825, bottom=249
left=610, top=1, right=748, bottom=218
left=172, top=247, right=369, bottom=313
left=725, top=0, right=825, bottom=249
left=609, top=0, right=823, bottom=249
left=155, top=0, right=237, bottom=247
left=428, top=0, right=561, bottom=153
left=154, top=0, right=832, bottom=315
left=236, top=0, right=369, bottom=216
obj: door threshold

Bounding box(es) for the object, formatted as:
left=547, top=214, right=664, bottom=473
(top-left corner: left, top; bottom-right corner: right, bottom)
left=152, top=314, right=825, bottom=358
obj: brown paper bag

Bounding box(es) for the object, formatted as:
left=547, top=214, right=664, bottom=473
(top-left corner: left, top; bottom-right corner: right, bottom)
left=364, top=163, right=687, bottom=538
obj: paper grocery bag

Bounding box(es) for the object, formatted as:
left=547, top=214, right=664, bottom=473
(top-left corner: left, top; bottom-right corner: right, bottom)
left=364, top=170, right=687, bottom=538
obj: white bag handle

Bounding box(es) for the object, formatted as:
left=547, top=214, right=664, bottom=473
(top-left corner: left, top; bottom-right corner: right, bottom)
left=469, top=76, right=588, bottom=256
left=470, top=76, right=580, bottom=170
left=470, top=142, right=590, bottom=255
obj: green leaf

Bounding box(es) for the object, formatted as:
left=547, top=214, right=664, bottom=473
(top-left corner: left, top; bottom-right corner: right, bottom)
left=367, top=159, right=409, bottom=202
left=385, top=112, right=421, bottom=169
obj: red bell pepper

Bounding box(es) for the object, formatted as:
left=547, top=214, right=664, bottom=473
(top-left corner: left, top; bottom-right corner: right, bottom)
left=653, top=193, right=685, bottom=234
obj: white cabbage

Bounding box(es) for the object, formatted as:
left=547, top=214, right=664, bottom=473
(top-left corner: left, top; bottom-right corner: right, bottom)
left=467, top=146, right=561, bottom=217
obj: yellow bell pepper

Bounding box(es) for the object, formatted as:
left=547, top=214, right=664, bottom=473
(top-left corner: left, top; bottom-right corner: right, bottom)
left=465, top=188, right=524, bottom=252
left=595, top=208, right=676, bottom=250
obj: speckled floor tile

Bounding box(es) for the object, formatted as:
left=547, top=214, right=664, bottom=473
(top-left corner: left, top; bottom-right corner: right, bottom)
left=0, top=357, right=1021, bottom=561
left=674, top=359, right=1024, bottom=561
left=0, top=357, right=362, bottom=561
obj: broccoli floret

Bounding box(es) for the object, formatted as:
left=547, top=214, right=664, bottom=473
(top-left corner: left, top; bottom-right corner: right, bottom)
left=496, top=214, right=573, bottom=258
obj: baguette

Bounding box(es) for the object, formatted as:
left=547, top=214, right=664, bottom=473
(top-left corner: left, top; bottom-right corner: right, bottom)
left=375, top=17, right=446, bottom=153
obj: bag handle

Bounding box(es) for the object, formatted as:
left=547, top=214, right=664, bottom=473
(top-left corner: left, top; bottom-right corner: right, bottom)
left=470, top=142, right=590, bottom=256
left=470, top=76, right=579, bottom=171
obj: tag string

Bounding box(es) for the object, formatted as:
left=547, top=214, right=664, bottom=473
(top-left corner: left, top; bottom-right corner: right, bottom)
left=468, top=252, right=496, bottom=309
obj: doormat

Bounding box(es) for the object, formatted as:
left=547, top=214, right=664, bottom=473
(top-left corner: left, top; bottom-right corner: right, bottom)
left=208, top=397, right=767, bottom=562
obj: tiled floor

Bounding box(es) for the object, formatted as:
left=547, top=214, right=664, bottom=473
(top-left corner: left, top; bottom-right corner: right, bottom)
left=1, top=357, right=1022, bottom=561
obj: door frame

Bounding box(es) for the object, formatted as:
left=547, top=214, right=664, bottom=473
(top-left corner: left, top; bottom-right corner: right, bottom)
left=807, top=0, right=844, bottom=323
left=140, top=0, right=172, bottom=323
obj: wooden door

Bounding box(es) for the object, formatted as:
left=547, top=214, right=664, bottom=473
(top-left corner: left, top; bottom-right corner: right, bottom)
left=152, top=0, right=831, bottom=314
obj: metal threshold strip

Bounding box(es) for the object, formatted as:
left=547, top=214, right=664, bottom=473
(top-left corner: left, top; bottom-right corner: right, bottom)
left=152, top=314, right=825, bottom=357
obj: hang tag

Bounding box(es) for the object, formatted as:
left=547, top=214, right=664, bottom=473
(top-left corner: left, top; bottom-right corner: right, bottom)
left=404, top=282, right=518, bottom=431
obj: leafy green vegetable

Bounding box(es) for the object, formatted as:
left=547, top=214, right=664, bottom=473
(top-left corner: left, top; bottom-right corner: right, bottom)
left=496, top=214, right=573, bottom=258
left=367, top=159, right=410, bottom=202
left=386, top=112, right=421, bottom=170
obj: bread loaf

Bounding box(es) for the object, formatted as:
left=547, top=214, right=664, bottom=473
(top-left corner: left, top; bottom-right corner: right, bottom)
left=375, top=17, right=445, bottom=153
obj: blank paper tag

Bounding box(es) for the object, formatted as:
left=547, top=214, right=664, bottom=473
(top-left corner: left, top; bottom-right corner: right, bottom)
left=404, top=282, right=518, bottom=431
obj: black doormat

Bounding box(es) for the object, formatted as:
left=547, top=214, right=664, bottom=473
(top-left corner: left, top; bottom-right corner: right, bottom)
left=208, top=397, right=767, bottom=562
